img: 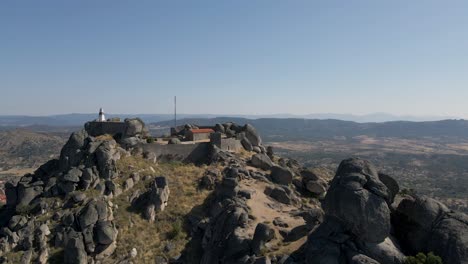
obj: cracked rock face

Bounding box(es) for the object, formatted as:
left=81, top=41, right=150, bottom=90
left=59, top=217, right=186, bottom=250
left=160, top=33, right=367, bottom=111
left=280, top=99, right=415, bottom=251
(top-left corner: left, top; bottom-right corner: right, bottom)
left=392, top=195, right=468, bottom=264
left=323, top=158, right=391, bottom=243
left=305, top=158, right=405, bottom=264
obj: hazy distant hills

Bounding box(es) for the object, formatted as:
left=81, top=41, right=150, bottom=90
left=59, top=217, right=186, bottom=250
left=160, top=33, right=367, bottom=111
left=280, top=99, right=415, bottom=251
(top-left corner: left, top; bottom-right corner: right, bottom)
left=0, top=112, right=459, bottom=127
left=155, top=118, right=468, bottom=140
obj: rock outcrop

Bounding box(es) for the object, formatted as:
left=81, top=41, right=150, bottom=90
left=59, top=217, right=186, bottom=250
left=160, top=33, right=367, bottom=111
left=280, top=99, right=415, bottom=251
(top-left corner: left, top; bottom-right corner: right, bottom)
left=392, top=195, right=468, bottom=264
left=134, top=177, right=170, bottom=222
left=1, top=120, right=467, bottom=264
left=0, top=119, right=146, bottom=263
left=305, top=158, right=405, bottom=264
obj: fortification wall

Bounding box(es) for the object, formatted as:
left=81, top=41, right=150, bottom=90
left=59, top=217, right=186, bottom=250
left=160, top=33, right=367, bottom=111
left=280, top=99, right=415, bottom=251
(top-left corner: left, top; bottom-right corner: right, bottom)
left=85, top=122, right=127, bottom=137
left=210, top=132, right=243, bottom=152
left=141, top=142, right=211, bottom=163
left=220, top=138, right=243, bottom=152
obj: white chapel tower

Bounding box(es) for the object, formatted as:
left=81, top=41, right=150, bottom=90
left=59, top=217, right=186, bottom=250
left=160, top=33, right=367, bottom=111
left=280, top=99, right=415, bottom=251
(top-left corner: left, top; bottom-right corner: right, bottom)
left=98, top=108, right=106, bottom=122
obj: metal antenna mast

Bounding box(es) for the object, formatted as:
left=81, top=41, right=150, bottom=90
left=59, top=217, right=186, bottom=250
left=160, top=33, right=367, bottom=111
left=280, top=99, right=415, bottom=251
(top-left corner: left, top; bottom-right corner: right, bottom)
left=174, top=96, right=177, bottom=128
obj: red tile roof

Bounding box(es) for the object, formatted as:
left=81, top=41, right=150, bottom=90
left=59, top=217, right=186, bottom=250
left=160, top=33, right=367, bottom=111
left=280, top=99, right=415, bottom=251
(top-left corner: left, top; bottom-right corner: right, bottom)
left=190, top=128, right=214, bottom=134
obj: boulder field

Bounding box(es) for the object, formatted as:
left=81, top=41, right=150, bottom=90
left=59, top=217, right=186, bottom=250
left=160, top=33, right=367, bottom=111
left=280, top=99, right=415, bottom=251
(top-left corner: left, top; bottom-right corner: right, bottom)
left=0, top=120, right=466, bottom=264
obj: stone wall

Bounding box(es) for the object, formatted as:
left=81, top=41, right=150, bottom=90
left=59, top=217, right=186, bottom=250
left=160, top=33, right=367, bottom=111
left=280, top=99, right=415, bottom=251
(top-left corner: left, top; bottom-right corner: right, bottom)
left=85, top=121, right=127, bottom=137
left=141, top=142, right=211, bottom=163
left=219, top=138, right=243, bottom=152
left=211, top=133, right=243, bottom=152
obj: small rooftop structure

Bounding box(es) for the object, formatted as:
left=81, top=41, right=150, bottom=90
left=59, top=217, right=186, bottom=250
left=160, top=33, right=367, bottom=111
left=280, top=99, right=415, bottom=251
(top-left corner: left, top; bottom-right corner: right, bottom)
left=186, top=128, right=214, bottom=141
left=190, top=128, right=215, bottom=134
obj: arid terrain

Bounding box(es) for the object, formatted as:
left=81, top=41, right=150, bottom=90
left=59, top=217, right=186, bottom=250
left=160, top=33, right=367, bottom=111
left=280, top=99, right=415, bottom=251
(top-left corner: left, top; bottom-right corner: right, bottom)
left=269, top=136, right=468, bottom=212
left=1, top=123, right=467, bottom=214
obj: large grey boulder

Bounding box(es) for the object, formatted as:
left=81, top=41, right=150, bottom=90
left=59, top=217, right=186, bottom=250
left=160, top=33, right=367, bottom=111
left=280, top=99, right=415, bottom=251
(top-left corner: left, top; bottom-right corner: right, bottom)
left=214, top=123, right=225, bottom=134
left=95, top=221, right=116, bottom=245
left=59, top=130, right=88, bottom=170
left=77, top=200, right=108, bottom=231
left=250, top=154, right=274, bottom=170
left=63, top=167, right=82, bottom=183
left=149, top=177, right=170, bottom=212
left=392, top=195, right=468, bottom=264
left=64, top=233, right=87, bottom=264
left=378, top=173, right=399, bottom=205
left=264, top=186, right=298, bottom=205
left=16, top=179, right=43, bottom=207
left=5, top=182, right=18, bottom=206
left=140, top=177, right=170, bottom=222
left=95, top=140, right=120, bottom=180
left=323, top=158, right=391, bottom=243
left=301, top=168, right=330, bottom=196
left=124, top=118, right=148, bottom=138
left=200, top=198, right=250, bottom=264
left=252, top=223, right=275, bottom=255
left=305, top=217, right=349, bottom=264
left=270, top=166, right=293, bottom=185
left=77, top=202, right=99, bottom=230
left=240, top=136, right=253, bottom=151
left=243, top=124, right=262, bottom=147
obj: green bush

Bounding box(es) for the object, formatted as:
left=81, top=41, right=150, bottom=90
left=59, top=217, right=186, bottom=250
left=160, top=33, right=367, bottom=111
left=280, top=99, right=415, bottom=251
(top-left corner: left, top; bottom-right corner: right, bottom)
left=146, top=137, right=155, bottom=143
left=405, top=252, right=443, bottom=264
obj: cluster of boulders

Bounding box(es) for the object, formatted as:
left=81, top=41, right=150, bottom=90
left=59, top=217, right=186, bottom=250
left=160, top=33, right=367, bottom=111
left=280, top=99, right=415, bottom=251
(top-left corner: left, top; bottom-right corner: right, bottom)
left=1, top=120, right=467, bottom=264
left=392, top=195, right=468, bottom=264
left=220, top=123, right=264, bottom=152
left=0, top=119, right=151, bottom=263
left=58, top=198, right=118, bottom=263
left=302, top=158, right=468, bottom=264
left=131, top=177, right=170, bottom=222
left=85, top=118, right=149, bottom=149
left=248, top=152, right=330, bottom=199
left=187, top=148, right=326, bottom=264
left=0, top=215, right=51, bottom=264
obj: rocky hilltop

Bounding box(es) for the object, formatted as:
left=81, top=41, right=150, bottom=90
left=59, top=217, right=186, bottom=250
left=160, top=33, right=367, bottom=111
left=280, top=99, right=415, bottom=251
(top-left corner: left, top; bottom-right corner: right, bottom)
left=0, top=119, right=466, bottom=264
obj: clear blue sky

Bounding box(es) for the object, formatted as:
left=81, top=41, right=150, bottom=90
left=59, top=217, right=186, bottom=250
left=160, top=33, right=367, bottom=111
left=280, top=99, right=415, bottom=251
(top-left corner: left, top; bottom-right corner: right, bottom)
left=1, top=1, right=467, bottom=117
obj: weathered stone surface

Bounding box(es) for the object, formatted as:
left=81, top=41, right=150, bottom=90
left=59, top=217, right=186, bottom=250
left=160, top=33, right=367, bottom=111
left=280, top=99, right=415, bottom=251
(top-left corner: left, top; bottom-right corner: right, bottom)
left=214, top=123, right=225, bottom=134
left=252, top=223, right=275, bottom=255
left=266, top=146, right=274, bottom=159
left=361, top=237, right=405, bottom=264
left=95, top=140, right=119, bottom=180
left=63, top=168, right=82, bottom=183
left=123, top=178, right=134, bottom=191
left=270, top=166, right=293, bottom=185
left=124, top=118, right=147, bottom=138
left=16, top=183, right=43, bottom=207
left=200, top=198, right=250, bottom=264
left=59, top=129, right=88, bottom=170
left=95, top=221, right=116, bottom=245
left=305, top=180, right=327, bottom=196
left=250, top=154, right=274, bottom=170
left=243, top=124, right=262, bottom=147
left=240, top=134, right=253, bottom=152
left=64, top=233, right=87, bottom=264
left=392, top=195, right=468, bottom=264
left=264, top=186, right=298, bottom=205
left=378, top=173, right=399, bottom=205
left=323, top=158, right=391, bottom=243
left=5, top=182, right=18, bottom=206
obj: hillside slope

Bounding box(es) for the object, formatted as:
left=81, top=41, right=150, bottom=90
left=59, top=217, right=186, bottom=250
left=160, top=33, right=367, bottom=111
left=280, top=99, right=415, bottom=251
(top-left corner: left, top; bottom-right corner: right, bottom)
left=0, top=120, right=466, bottom=264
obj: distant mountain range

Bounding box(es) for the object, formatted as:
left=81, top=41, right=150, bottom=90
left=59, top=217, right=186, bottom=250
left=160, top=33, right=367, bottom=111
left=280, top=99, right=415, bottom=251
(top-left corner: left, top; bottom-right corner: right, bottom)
left=154, top=117, right=468, bottom=140
left=0, top=113, right=460, bottom=127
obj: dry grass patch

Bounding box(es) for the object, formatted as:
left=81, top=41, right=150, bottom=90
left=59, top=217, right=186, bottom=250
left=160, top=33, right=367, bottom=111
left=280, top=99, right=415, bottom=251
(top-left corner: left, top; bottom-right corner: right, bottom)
left=109, top=157, right=213, bottom=263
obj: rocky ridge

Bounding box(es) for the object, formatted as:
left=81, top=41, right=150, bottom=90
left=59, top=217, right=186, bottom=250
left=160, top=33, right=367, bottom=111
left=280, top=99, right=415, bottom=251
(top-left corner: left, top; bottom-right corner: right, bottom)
left=0, top=119, right=466, bottom=264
